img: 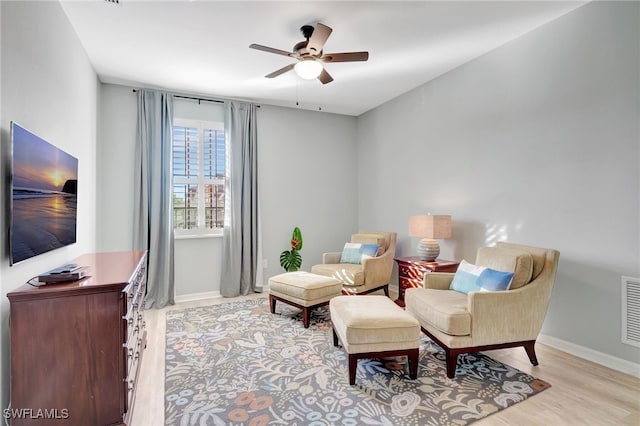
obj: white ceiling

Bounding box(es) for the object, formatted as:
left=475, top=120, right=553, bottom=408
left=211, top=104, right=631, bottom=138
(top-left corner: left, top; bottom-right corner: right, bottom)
left=60, top=0, right=587, bottom=116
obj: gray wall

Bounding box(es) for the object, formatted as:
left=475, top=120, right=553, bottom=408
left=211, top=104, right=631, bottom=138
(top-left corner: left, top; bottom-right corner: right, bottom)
left=97, top=84, right=137, bottom=252
left=357, top=1, right=639, bottom=365
left=0, top=0, right=99, bottom=410
left=258, top=105, right=359, bottom=280
left=98, top=86, right=359, bottom=295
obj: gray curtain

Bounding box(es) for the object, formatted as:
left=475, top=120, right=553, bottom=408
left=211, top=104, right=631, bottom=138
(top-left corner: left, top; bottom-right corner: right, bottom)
left=134, top=90, right=175, bottom=308
left=220, top=101, right=262, bottom=297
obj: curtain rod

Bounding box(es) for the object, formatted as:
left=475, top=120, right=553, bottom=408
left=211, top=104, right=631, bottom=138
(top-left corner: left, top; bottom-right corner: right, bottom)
left=175, top=94, right=224, bottom=104
left=131, top=89, right=259, bottom=107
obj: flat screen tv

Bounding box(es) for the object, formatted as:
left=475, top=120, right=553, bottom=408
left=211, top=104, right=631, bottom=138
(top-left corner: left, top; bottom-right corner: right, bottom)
left=9, top=122, right=78, bottom=265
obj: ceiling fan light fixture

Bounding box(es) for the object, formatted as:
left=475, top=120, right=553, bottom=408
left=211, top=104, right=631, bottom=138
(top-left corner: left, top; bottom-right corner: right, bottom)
left=294, top=59, right=323, bottom=80
left=250, top=22, right=368, bottom=85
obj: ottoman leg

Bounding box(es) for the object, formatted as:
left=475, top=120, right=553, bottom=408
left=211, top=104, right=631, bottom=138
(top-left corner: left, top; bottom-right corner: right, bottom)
left=302, top=307, right=310, bottom=328
left=269, top=294, right=277, bottom=314
left=348, top=354, right=358, bottom=385
left=408, top=348, right=419, bottom=379
left=332, top=328, right=339, bottom=347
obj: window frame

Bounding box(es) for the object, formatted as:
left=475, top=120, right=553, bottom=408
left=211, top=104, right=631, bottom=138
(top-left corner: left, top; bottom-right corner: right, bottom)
left=172, top=117, right=225, bottom=238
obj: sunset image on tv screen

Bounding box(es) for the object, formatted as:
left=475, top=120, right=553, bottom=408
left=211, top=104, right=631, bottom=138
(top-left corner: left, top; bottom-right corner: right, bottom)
left=10, top=122, right=78, bottom=264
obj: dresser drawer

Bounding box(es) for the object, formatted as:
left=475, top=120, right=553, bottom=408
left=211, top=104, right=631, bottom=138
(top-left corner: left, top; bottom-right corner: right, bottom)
left=399, top=276, right=423, bottom=290
left=399, top=265, right=428, bottom=280
left=124, top=333, right=143, bottom=381
left=124, top=352, right=140, bottom=413
left=120, top=253, right=147, bottom=419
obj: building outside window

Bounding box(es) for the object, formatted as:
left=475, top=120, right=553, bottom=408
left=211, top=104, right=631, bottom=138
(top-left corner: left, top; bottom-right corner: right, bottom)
left=172, top=118, right=225, bottom=236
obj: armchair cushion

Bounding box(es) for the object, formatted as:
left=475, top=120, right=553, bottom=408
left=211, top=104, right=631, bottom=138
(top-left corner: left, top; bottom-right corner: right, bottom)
left=450, top=260, right=515, bottom=294
left=406, top=288, right=470, bottom=336
left=339, top=242, right=380, bottom=264
left=311, top=263, right=365, bottom=286
left=476, top=247, right=533, bottom=289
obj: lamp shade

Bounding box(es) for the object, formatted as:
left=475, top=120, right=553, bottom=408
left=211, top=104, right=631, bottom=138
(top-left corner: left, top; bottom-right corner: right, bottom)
left=294, top=59, right=323, bottom=80
left=408, top=215, right=452, bottom=239
left=409, top=215, right=452, bottom=261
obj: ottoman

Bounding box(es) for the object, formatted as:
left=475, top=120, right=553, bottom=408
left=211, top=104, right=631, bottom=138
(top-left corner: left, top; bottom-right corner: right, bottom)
left=330, top=295, right=420, bottom=385
left=268, top=271, right=342, bottom=328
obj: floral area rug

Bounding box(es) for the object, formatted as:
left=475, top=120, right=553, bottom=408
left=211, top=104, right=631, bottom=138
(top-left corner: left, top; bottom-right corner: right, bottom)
left=165, top=298, right=550, bottom=425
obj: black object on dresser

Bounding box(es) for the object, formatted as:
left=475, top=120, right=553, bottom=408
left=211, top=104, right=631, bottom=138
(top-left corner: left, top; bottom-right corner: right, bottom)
left=7, top=251, right=147, bottom=426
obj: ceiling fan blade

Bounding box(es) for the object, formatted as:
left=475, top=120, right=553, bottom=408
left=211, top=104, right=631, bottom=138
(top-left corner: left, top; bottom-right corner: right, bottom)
left=250, top=43, right=294, bottom=57
left=265, top=63, right=296, bottom=78
left=307, top=23, right=332, bottom=55
left=321, top=52, right=369, bottom=63
left=318, top=68, right=334, bottom=85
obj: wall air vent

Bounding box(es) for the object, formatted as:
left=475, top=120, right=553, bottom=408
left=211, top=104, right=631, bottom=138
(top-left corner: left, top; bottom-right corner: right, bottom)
left=622, top=276, right=640, bottom=348
left=104, top=0, right=120, bottom=4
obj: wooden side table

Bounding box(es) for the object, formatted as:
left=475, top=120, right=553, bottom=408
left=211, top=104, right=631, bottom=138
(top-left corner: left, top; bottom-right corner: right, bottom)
left=394, top=256, right=459, bottom=307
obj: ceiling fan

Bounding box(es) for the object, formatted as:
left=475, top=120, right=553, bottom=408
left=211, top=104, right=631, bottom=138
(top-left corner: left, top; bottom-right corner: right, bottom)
left=249, top=23, right=369, bottom=84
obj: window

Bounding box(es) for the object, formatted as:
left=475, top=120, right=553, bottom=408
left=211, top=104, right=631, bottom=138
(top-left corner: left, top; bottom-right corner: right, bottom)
left=172, top=118, right=225, bottom=236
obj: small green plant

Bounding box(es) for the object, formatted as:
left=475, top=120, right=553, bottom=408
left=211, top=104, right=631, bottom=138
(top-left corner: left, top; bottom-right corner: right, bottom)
left=280, top=227, right=303, bottom=272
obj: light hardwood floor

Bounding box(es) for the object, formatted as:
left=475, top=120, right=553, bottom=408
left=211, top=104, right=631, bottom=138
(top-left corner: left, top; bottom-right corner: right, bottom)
left=131, top=293, right=640, bottom=426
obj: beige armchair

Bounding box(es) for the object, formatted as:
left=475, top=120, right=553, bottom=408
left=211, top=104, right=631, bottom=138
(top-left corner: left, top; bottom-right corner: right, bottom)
left=311, top=231, right=397, bottom=296
left=405, top=242, right=560, bottom=378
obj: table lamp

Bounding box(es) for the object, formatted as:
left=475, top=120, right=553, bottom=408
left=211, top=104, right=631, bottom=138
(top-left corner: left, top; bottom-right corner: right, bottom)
left=408, top=215, right=452, bottom=261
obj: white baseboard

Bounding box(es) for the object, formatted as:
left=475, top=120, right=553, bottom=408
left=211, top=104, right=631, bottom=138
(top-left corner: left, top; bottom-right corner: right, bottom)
left=538, top=333, right=640, bottom=378
left=175, top=291, right=221, bottom=304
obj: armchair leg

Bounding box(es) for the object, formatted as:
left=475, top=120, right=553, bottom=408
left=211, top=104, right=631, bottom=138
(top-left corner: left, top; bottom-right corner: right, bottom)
left=419, top=326, right=541, bottom=379
left=523, top=340, right=539, bottom=366
left=445, top=350, right=458, bottom=379
left=269, top=294, right=277, bottom=313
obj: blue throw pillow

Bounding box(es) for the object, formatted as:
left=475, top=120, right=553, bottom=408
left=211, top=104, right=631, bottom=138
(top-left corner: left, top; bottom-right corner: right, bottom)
left=450, top=260, right=514, bottom=294
left=359, top=243, right=379, bottom=258
left=340, top=243, right=362, bottom=264
left=340, top=243, right=380, bottom=264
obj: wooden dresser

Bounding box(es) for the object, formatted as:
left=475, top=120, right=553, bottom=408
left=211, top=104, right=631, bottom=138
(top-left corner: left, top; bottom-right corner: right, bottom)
left=7, top=251, right=147, bottom=426
left=394, top=256, right=459, bottom=307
